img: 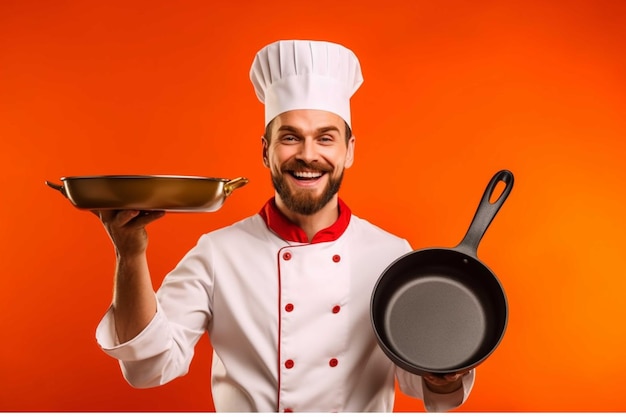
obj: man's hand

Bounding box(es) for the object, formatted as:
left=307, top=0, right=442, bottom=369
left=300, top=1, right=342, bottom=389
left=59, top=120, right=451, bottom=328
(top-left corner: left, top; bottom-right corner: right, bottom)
left=423, top=371, right=470, bottom=394
left=92, top=209, right=165, bottom=257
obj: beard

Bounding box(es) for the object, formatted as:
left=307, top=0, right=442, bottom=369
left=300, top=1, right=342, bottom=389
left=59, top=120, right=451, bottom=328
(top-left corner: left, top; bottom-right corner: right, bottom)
left=272, top=160, right=344, bottom=215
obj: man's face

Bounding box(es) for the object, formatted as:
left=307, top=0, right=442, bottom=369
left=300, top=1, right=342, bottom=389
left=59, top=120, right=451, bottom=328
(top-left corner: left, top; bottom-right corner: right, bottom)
left=263, top=109, right=355, bottom=215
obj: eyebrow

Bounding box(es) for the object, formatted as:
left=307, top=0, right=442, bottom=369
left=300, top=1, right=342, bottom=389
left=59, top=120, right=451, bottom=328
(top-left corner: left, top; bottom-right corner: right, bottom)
left=277, top=125, right=341, bottom=135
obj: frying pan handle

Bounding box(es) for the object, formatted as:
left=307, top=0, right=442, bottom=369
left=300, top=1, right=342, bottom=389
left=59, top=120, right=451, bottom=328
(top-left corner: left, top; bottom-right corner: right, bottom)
left=224, top=177, right=249, bottom=196
left=45, top=181, right=68, bottom=198
left=456, top=170, right=514, bottom=256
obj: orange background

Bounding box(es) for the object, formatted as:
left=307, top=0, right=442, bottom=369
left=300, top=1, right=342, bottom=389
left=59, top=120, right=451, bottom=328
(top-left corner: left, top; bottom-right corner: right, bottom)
left=1, top=0, right=625, bottom=412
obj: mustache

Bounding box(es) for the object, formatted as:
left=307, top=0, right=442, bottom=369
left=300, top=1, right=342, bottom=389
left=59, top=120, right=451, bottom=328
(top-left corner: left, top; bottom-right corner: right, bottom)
left=281, top=160, right=332, bottom=173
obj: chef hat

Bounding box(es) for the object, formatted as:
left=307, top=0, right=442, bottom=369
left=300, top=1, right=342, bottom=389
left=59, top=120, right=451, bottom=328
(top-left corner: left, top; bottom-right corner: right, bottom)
left=250, top=39, right=364, bottom=128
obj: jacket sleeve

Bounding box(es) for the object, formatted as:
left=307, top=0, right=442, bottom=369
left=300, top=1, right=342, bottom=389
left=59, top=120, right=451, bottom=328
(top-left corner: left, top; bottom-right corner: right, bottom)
left=95, top=298, right=198, bottom=387
left=395, top=368, right=476, bottom=412
left=94, top=234, right=215, bottom=388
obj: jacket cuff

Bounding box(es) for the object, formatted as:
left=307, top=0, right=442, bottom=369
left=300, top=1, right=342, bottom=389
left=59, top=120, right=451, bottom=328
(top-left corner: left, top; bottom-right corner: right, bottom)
left=423, top=369, right=476, bottom=412
left=95, top=296, right=171, bottom=361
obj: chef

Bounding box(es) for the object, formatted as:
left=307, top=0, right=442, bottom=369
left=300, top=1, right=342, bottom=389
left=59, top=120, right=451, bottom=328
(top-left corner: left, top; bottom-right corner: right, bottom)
left=94, top=39, right=476, bottom=412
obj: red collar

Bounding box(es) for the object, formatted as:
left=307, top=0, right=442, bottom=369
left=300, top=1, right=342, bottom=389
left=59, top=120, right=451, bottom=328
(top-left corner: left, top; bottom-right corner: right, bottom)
left=259, top=197, right=352, bottom=244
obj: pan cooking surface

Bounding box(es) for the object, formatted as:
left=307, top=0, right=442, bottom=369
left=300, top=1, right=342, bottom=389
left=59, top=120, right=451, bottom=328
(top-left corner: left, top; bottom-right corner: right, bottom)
left=383, top=276, right=486, bottom=370
left=372, top=249, right=508, bottom=374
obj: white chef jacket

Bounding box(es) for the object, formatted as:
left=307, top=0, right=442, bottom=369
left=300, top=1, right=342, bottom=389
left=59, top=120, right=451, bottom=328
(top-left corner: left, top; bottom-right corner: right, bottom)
left=96, top=198, right=475, bottom=412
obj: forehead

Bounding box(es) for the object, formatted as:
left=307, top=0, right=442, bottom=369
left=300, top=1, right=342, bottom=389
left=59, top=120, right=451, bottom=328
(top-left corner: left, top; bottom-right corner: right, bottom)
left=269, top=109, right=346, bottom=136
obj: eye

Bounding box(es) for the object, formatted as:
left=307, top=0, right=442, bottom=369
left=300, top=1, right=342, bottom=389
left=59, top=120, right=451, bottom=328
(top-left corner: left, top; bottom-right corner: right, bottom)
left=318, top=136, right=335, bottom=144
left=280, top=135, right=300, bottom=143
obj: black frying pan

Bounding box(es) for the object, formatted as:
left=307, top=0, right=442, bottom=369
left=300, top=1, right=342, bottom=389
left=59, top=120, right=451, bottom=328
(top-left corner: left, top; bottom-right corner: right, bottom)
left=370, top=169, right=513, bottom=376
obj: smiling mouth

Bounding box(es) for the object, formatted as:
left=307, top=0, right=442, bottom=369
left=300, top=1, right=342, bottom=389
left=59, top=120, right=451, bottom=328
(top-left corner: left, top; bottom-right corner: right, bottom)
left=290, top=171, right=324, bottom=180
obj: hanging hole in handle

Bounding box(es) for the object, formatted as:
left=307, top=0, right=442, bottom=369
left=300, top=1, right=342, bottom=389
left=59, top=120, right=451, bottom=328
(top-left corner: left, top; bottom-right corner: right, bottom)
left=489, top=179, right=507, bottom=204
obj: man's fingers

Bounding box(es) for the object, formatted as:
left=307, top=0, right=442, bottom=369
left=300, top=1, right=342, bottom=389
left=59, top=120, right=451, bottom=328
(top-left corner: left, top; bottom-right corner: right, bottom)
left=423, top=374, right=446, bottom=385
left=423, top=371, right=469, bottom=384
left=125, top=210, right=166, bottom=228
left=91, top=210, right=166, bottom=227
left=91, top=209, right=123, bottom=223
left=443, top=373, right=462, bottom=382
left=114, top=210, right=142, bottom=225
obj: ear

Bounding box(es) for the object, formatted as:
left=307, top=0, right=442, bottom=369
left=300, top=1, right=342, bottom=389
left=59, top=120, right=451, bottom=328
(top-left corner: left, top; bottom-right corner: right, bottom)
left=261, top=136, right=269, bottom=168
left=345, top=135, right=356, bottom=169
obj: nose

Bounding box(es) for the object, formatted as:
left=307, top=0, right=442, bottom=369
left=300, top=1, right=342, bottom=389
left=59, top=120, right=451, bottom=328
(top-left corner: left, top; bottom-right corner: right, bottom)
left=296, top=138, right=318, bottom=163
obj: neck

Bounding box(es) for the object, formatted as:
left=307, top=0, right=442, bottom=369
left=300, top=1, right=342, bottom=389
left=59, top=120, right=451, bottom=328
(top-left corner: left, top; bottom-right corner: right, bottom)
left=275, top=195, right=340, bottom=242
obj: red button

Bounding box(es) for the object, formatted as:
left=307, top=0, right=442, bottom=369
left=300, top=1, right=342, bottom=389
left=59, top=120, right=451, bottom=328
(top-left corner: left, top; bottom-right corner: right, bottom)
left=285, top=303, right=294, bottom=312
left=283, top=252, right=292, bottom=261
left=284, top=409, right=293, bottom=413
left=332, top=305, right=341, bottom=314
left=329, top=358, right=338, bottom=367
left=285, top=359, right=294, bottom=369
left=332, top=254, right=341, bottom=263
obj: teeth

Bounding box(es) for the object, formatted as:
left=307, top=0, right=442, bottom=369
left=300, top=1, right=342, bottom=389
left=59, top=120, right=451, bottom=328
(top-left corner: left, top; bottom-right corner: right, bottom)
left=293, top=171, right=322, bottom=179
